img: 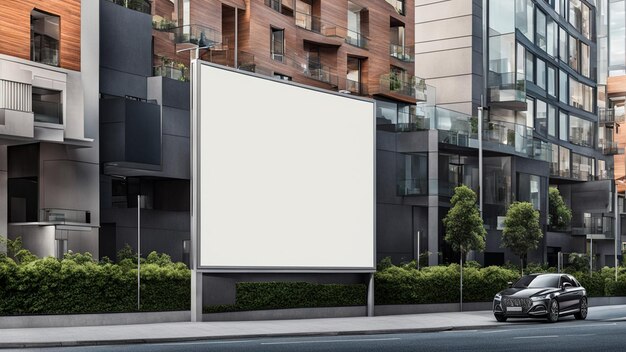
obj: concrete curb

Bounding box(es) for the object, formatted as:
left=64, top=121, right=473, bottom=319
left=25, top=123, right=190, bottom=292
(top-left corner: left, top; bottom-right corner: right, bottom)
left=0, top=323, right=507, bottom=349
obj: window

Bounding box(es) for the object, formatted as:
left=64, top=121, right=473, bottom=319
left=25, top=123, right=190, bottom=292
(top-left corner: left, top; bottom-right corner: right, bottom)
left=559, top=27, right=568, bottom=62
left=548, top=104, right=556, bottom=136
left=569, top=115, right=594, bottom=147
left=559, top=146, right=570, bottom=178
left=526, top=51, right=534, bottom=82
left=270, top=27, right=285, bottom=61
left=536, top=99, right=547, bottom=135
left=347, top=1, right=366, bottom=48
left=581, top=42, right=590, bottom=78
left=536, top=9, right=547, bottom=51
left=572, top=153, right=593, bottom=181
left=569, top=78, right=594, bottom=112
left=559, top=69, right=568, bottom=103
left=559, top=111, right=568, bottom=141
left=569, top=35, right=578, bottom=71
left=30, top=9, right=60, bottom=66
left=515, top=0, right=534, bottom=41
left=397, top=153, right=428, bottom=196
left=550, top=144, right=558, bottom=175
left=536, top=58, right=546, bottom=89
left=569, top=0, right=582, bottom=32
left=273, top=73, right=292, bottom=81
left=32, top=87, right=62, bottom=124
left=547, top=17, right=557, bottom=57
left=525, top=98, right=535, bottom=128
left=582, top=2, right=590, bottom=39
left=548, top=66, right=556, bottom=97
left=518, top=173, right=542, bottom=210
left=610, top=0, right=626, bottom=69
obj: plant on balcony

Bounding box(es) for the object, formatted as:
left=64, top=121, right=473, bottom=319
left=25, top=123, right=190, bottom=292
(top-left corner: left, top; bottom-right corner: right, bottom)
left=501, top=202, right=543, bottom=275
left=389, top=71, right=402, bottom=91
left=548, top=187, right=572, bottom=231
left=176, top=62, right=189, bottom=81
left=153, top=18, right=177, bottom=31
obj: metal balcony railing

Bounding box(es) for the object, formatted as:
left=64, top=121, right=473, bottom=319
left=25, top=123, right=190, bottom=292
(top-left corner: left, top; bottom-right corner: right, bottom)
left=153, top=65, right=189, bottom=82
left=600, top=140, right=623, bottom=155
left=389, top=43, right=414, bottom=62
left=599, top=107, right=625, bottom=125
left=379, top=73, right=427, bottom=101
left=345, top=29, right=368, bottom=49
left=106, top=0, right=151, bottom=14
left=42, top=208, right=91, bottom=224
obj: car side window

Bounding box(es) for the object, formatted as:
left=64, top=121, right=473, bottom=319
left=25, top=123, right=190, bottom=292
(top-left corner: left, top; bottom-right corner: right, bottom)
left=561, top=275, right=573, bottom=287
left=568, top=276, right=580, bottom=287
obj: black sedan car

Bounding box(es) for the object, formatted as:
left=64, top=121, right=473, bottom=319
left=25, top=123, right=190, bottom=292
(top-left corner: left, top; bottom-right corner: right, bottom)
left=493, top=273, right=587, bottom=323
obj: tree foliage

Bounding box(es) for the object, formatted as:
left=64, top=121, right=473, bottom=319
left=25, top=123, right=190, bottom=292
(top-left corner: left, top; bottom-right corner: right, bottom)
left=443, top=185, right=486, bottom=257
left=501, top=202, right=543, bottom=272
left=548, top=187, right=572, bottom=230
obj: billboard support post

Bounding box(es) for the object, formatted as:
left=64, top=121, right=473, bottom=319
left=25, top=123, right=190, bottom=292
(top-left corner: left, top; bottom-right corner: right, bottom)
left=367, top=273, right=375, bottom=317
left=191, top=270, right=202, bottom=322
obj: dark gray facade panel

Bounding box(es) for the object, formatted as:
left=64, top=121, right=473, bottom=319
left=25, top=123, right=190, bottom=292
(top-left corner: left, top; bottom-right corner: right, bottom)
left=100, top=0, right=152, bottom=77
left=376, top=203, right=413, bottom=263
left=161, top=135, right=190, bottom=179
left=162, top=79, right=191, bottom=110
left=162, top=106, right=191, bottom=137
left=100, top=68, right=148, bottom=99
left=99, top=122, right=125, bottom=163
left=125, top=100, right=161, bottom=165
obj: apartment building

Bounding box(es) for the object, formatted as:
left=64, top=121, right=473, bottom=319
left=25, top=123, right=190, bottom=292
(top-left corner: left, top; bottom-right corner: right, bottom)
left=395, top=0, right=619, bottom=267
left=98, top=0, right=419, bottom=273
left=0, top=0, right=100, bottom=257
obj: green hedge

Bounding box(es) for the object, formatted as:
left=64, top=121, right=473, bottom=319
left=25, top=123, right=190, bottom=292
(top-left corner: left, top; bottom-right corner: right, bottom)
left=0, top=252, right=190, bottom=315
left=204, top=282, right=367, bottom=313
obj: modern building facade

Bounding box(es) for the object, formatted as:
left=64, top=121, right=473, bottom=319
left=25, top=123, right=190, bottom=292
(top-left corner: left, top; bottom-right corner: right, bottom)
left=401, top=0, right=620, bottom=267
left=0, top=0, right=100, bottom=258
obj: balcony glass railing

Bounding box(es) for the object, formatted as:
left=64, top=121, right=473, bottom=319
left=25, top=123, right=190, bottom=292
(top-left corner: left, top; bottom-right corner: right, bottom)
left=106, top=0, right=151, bottom=14
left=483, top=120, right=534, bottom=156
left=389, top=43, right=414, bottom=62
left=377, top=110, right=429, bottom=132
left=346, top=79, right=368, bottom=96
left=397, top=178, right=427, bottom=196
left=571, top=214, right=614, bottom=237
left=294, top=11, right=345, bottom=38
left=271, top=53, right=338, bottom=86
left=599, top=140, right=623, bottom=155
left=488, top=71, right=526, bottom=104
left=152, top=15, right=178, bottom=30
left=385, top=0, right=405, bottom=15
left=42, top=208, right=91, bottom=224
left=379, top=73, right=427, bottom=101
left=345, top=30, right=368, bottom=49
left=153, top=65, right=189, bottom=82
left=169, top=25, right=222, bottom=47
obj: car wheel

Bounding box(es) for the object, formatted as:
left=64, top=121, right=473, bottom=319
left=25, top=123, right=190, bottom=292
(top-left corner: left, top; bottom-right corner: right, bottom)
left=495, top=314, right=507, bottom=322
left=574, top=297, right=588, bottom=320
left=547, top=299, right=559, bottom=323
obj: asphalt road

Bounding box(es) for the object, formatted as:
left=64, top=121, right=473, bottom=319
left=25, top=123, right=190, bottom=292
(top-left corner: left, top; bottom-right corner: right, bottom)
left=19, top=306, right=626, bottom=352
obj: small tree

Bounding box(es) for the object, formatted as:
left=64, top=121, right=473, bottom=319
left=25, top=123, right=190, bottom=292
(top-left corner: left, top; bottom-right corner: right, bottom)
left=443, top=185, right=486, bottom=310
left=548, top=187, right=572, bottom=231
left=501, top=202, right=543, bottom=275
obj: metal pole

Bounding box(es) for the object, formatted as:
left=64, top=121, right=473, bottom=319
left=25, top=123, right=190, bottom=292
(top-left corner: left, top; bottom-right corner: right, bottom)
left=590, top=236, right=593, bottom=276
left=137, top=194, right=141, bottom=311
left=367, top=273, right=375, bottom=317
left=613, top=184, right=619, bottom=281
left=460, top=250, right=463, bottom=312
left=417, top=230, right=421, bottom=270
left=234, top=8, right=238, bottom=67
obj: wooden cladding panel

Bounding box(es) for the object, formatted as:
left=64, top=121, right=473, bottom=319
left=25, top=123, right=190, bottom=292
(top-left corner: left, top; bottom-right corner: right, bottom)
left=0, top=0, right=81, bottom=71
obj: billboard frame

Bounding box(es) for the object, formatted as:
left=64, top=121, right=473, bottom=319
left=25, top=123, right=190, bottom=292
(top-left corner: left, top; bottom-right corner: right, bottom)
left=190, top=60, right=377, bottom=274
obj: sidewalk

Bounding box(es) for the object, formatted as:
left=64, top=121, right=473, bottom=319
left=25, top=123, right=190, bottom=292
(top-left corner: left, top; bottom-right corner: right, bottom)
left=0, top=310, right=506, bottom=348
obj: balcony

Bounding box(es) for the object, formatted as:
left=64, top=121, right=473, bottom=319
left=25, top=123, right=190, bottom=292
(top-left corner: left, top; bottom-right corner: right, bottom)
left=488, top=71, right=527, bottom=111
left=169, top=24, right=223, bottom=48
left=377, top=110, right=429, bottom=132
left=42, top=208, right=91, bottom=225
left=345, top=30, right=368, bottom=49
left=295, top=11, right=345, bottom=38
left=385, top=0, right=405, bottom=15
left=271, top=53, right=339, bottom=87
left=345, top=79, right=368, bottom=96
left=152, top=15, right=178, bottom=31
left=390, top=44, right=414, bottom=63
left=572, top=213, right=615, bottom=238
left=265, top=0, right=294, bottom=16
left=153, top=64, right=189, bottom=82
left=379, top=73, right=427, bottom=102
left=599, top=108, right=625, bottom=125
left=600, top=140, right=624, bottom=155
left=106, top=0, right=151, bottom=14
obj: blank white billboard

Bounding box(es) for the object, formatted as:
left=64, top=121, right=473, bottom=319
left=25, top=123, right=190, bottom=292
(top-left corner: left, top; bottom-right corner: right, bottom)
left=194, top=62, right=375, bottom=271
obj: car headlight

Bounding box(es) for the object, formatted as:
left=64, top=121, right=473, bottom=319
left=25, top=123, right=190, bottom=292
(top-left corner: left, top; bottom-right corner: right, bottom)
left=531, top=294, right=549, bottom=301
left=494, top=293, right=502, bottom=301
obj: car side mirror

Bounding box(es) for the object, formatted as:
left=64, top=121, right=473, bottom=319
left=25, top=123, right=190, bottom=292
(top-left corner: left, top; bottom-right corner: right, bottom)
left=562, top=282, right=572, bottom=290
left=507, top=281, right=513, bottom=288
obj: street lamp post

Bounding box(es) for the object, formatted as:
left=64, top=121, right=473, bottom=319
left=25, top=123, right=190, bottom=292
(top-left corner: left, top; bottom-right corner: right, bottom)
left=137, top=194, right=141, bottom=311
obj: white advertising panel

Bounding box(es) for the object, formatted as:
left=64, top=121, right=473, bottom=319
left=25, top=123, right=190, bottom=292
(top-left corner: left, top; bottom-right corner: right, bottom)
left=194, top=62, right=375, bottom=271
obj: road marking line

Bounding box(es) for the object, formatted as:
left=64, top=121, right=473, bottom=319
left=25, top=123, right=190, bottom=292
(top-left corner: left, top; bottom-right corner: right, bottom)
left=482, top=322, right=617, bottom=334
left=261, top=338, right=401, bottom=345
left=605, top=317, right=626, bottom=321
left=513, top=335, right=559, bottom=339
left=442, top=330, right=478, bottom=333
left=150, top=340, right=256, bottom=346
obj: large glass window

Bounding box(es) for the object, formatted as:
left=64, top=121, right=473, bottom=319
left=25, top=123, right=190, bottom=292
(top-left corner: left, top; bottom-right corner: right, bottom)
left=559, top=111, right=568, bottom=141
left=559, top=69, right=568, bottom=103
left=525, top=98, right=535, bottom=128
left=518, top=173, right=542, bottom=210
left=548, top=104, right=556, bottom=136
left=610, top=0, right=626, bottom=70
left=569, top=35, right=579, bottom=71
left=536, top=58, right=546, bottom=89
left=548, top=66, right=556, bottom=97
left=559, top=27, right=568, bottom=62
left=572, top=153, right=593, bottom=181
left=582, top=2, right=590, bottom=39
left=569, top=78, right=594, bottom=112
left=536, top=9, right=547, bottom=52
left=397, top=153, right=428, bottom=196
left=30, top=9, right=60, bottom=66
left=526, top=50, right=534, bottom=82
left=515, top=0, right=534, bottom=41
left=270, top=27, right=285, bottom=61
left=569, top=115, right=594, bottom=147
left=581, top=42, right=590, bottom=78
left=550, top=144, right=558, bottom=175
left=547, top=17, right=557, bottom=57
left=32, top=87, right=62, bottom=124
left=536, top=99, right=547, bottom=135
left=569, top=0, right=582, bottom=32
left=559, top=146, right=570, bottom=178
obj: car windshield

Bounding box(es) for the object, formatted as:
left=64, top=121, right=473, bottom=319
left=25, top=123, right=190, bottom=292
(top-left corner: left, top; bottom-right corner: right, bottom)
left=513, top=275, right=559, bottom=288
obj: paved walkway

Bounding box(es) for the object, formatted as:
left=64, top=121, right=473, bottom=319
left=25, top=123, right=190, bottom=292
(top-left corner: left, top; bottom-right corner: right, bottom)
left=0, top=310, right=513, bottom=348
